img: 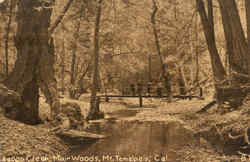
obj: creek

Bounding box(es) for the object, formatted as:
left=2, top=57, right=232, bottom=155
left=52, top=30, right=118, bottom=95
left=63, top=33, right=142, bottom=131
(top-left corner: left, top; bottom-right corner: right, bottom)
left=67, top=109, right=198, bottom=162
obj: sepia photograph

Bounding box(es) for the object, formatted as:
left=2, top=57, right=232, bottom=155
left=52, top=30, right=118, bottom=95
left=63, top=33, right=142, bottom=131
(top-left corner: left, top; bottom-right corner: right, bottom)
left=0, top=0, right=250, bottom=161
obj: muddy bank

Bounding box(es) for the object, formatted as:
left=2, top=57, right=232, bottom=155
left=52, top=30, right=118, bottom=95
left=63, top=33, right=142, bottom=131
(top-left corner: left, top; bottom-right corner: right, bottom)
left=182, top=106, right=250, bottom=155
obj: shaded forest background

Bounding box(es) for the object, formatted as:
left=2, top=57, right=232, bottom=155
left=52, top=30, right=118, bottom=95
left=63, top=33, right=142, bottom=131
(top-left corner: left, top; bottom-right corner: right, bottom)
left=0, top=0, right=210, bottom=94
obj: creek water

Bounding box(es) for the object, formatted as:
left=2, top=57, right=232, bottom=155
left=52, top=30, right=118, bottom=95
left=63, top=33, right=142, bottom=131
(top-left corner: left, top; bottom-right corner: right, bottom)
left=67, top=109, right=198, bottom=162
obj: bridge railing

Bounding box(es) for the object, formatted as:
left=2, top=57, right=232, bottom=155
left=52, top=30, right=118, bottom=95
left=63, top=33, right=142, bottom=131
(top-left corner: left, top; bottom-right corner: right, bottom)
left=98, top=84, right=203, bottom=107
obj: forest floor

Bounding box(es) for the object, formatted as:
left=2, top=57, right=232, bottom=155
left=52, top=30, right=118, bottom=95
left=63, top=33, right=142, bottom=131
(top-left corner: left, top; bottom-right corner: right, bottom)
left=0, top=94, right=250, bottom=162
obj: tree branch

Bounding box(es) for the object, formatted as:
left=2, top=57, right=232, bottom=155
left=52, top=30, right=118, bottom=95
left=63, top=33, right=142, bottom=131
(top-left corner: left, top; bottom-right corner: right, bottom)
left=79, top=63, right=90, bottom=81
left=49, top=0, right=73, bottom=35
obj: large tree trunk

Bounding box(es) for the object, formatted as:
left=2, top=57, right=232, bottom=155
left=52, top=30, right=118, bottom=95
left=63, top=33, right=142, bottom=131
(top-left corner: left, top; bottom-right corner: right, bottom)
left=218, top=0, right=249, bottom=82
left=246, top=0, right=250, bottom=43
left=196, top=0, right=226, bottom=83
left=39, top=36, right=60, bottom=120
left=4, top=0, right=58, bottom=124
left=218, top=0, right=234, bottom=75
left=87, top=0, right=103, bottom=120
left=216, top=0, right=250, bottom=108
left=196, top=0, right=228, bottom=108
left=246, top=0, right=250, bottom=73
left=198, top=0, right=250, bottom=109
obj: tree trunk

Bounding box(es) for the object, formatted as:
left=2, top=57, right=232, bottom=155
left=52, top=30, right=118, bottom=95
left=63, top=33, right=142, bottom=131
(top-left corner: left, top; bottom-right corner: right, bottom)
left=197, top=0, right=228, bottom=108
left=148, top=55, right=152, bottom=82
left=193, top=10, right=199, bottom=85
left=21, top=74, right=39, bottom=124
left=246, top=0, right=250, bottom=74
left=4, top=0, right=14, bottom=77
left=216, top=0, right=250, bottom=108
left=178, top=67, right=186, bottom=95
left=39, top=36, right=60, bottom=120
left=218, top=0, right=249, bottom=82
left=196, top=0, right=226, bottom=82
left=61, top=32, right=66, bottom=95
left=49, top=0, right=73, bottom=35
left=218, top=0, right=234, bottom=76
left=151, top=0, right=172, bottom=101
left=78, top=63, right=90, bottom=94
left=4, top=0, right=58, bottom=124
left=87, top=0, right=103, bottom=120
left=199, top=0, right=250, bottom=109
left=69, top=2, right=85, bottom=99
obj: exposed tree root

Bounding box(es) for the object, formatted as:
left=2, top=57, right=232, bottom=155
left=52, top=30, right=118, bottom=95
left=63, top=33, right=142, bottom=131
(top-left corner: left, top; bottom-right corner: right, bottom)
left=228, top=127, right=250, bottom=149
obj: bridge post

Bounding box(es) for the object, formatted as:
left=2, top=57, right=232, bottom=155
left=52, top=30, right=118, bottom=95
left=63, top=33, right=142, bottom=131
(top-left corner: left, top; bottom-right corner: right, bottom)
left=105, top=96, right=109, bottom=102
left=96, top=96, right=100, bottom=112
left=157, top=87, right=162, bottom=98
left=200, top=87, right=203, bottom=97
left=147, top=82, right=152, bottom=96
left=138, top=83, right=143, bottom=107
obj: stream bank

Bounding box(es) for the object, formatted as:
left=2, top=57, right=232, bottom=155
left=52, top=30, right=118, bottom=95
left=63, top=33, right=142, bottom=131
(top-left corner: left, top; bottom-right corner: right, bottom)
left=0, top=97, right=249, bottom=161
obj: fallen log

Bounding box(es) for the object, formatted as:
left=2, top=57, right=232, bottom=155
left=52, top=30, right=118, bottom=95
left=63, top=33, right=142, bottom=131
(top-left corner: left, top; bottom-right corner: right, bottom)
left=197, top=100, right=217, bottom=113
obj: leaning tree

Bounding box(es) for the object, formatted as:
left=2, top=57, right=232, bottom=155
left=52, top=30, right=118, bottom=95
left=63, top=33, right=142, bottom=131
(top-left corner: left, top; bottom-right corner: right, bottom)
left=197, top=0, right=250, bottom=109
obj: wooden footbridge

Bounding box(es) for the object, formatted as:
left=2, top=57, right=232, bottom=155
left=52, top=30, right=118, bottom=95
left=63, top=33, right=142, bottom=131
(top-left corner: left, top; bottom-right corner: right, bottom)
left=97, top=83, right=204, bottom=107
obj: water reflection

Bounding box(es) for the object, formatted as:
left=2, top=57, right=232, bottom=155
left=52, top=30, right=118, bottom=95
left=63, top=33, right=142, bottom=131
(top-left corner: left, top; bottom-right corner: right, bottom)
left=69, top=120, right=196, bottom=162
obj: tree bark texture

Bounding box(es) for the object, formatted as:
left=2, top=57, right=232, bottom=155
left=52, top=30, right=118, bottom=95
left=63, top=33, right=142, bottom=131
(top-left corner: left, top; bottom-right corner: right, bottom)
left=218, top=0, right=249, bottom=83
left=246, top=0, right=250, bottom=74
left=197, top=0, right=228, bottom=108
left=196, top=0, right=226, bottom=83
left=4, top=0, right=14, bottom=77
left=4, top=0, right=59, bottom=124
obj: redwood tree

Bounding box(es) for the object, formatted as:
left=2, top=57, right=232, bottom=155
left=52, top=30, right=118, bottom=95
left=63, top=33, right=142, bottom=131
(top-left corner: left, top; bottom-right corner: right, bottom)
left=218, top=0, right=249, bottom=81
left=197, top=0, right=250, bottom=108
left=196, top=0, right=227, bottom=108
left=3, top=0, right=72, bottom=124
left=196, top=0, right=226, bottom=83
